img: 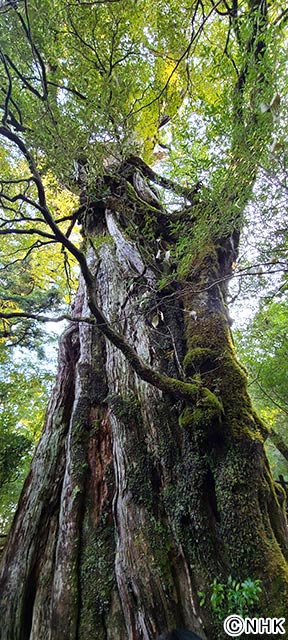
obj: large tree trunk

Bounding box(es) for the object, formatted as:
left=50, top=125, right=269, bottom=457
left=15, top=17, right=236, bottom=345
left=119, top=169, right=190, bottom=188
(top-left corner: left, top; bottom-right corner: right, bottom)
left=1, top=161, right=288, bottom=640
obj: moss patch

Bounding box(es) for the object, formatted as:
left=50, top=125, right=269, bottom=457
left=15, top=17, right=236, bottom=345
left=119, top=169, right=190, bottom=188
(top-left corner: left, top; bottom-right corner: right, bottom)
left=179, top=391, right=223, bottom=433
left=79, top=512, right=116, bottom=636
left=183, top=347, right=215, bottom=375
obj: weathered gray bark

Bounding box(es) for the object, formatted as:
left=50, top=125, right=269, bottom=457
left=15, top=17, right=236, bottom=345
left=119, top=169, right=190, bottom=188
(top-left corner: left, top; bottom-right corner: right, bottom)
left=1, top=163, right=288, bottom=640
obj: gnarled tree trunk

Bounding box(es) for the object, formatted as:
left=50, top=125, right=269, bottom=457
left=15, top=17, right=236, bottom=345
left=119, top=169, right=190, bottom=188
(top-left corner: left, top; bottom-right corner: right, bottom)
left=1, top=160, right=288, bottom=640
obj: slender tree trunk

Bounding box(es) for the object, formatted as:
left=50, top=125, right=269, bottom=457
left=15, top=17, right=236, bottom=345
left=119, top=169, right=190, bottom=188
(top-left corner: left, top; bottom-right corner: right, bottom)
left=1, top=162, right=288, bottom=640
left=269, top=428, right=288, bottom=464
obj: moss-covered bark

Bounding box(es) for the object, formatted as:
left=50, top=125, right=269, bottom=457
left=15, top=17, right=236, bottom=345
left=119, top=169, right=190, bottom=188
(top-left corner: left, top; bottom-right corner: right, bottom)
left=0, top=161, right=287, bottom=640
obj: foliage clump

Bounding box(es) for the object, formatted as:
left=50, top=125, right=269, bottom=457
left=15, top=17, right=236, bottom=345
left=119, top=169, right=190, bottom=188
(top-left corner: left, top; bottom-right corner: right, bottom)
left=198, top=575, right=262, bottom=620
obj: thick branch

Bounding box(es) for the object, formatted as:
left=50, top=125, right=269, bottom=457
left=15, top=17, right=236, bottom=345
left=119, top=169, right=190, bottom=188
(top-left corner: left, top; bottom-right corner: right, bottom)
left=0, top=311, right=95, bottom=324
left=126, top=156, right=201, bottom=201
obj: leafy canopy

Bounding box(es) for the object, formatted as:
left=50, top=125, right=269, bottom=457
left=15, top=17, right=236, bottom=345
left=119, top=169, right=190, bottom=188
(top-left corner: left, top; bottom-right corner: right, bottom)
left=0, top=0, right=286, bottom=323
left=0, top=0, right=285, bottom=179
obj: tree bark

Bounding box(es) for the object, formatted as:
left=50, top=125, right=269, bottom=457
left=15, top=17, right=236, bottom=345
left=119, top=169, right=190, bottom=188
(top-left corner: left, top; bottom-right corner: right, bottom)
left=1, top=163, right=288, bottom=640
left=269, top=428, right=288, bottom=464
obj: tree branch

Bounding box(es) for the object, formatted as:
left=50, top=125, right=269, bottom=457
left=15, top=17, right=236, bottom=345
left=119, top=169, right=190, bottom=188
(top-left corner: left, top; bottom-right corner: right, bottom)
left=0, top=311, right=95, bottom=324
left=0, top=239, right=56, bottom=266
left=4, top=54, right=46, bottom=102
left=0, top=49, right=12, bottom=126
left=0, top=126, right=90, bottom=277
left=0, top=86, right=24, bottom=126
left=126, top=156, right=201, bottom=201
left=269, top=428, right=288, bottom=462
left=46, top=80, right=87, bottom=101
left=16, top=0, right=48, bottom=100
left=0, top=228, right=56, bottom=239
left=273, top=7, right=288, bottom=27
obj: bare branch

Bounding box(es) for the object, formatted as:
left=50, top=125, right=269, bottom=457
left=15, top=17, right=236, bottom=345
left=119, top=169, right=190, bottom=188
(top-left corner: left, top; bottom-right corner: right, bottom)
left=0, top=228, right=56, bottom=239
left=46, top=80, right=87, bottom=101
left=0, top=49, right=12, bottom=125
left=66, top=12, right=107, bottom=75
left=0, top=239, right=56, bottom=267
left=66, top=0, right=120, bottom=5
left=209, top=0, right=231, bottom=16
left=16, top=0, right=48, bottom=100
left=55, top=205, right=85, bottom=224
left=0, top=126, right=89, bottom=274
left=0, top=191, right=53, bottom=217
left=0, top=86, right=24, bottom=126
left=4, top=54, right=45, bottom=101
left=273, top=7, right=288, bottom=27
left=0, top=311, right=95, bottom=324
left=255, top=381, right=288, bottom=416
left=0, top=177, right=34, bottom=186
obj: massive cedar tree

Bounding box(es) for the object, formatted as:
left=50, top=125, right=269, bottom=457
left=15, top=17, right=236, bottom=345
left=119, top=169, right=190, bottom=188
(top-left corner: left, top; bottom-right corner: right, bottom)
left=0, top=1, right=288, bottom=638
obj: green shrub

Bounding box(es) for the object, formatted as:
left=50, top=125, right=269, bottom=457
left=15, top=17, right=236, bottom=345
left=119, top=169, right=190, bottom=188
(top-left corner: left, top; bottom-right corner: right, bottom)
left=198, top=575, right=262, bottom=620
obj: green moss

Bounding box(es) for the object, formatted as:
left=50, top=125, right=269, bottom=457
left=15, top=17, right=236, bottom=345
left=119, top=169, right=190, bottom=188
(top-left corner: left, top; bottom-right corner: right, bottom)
left=147, top=518, right=175, bottom=587
left=175, top=255, right=288, bottom=618
left=202, top=388, right=223, bottom=414
left=212, top=444, right=288, bottom=609
left=127, top=446, right=155, bottom=510
left=126, top=180, right=161, bottom=215
left=183, top=347, right=215, bottom=375
left=131, top=518, right=177, bottom=621
left=182, top=308, right=259, bottom=440
left=156, top=374, right=199, bottom=401
left=179, top=391, right=223, bottom=431
left=178, top=407, right=195, bottom=429
left=108, top=394, right=156, bottom=510
left=219, top=354, right=248, bottom=390
left=79, top=514, right=116, bottom=633
left=162, top=471, right=223, bottom=576
left=88, top=234, right=113, bottom=253
left=108, top=393, right=141, bottom=421
left=185, top=313, right=233, bottom=354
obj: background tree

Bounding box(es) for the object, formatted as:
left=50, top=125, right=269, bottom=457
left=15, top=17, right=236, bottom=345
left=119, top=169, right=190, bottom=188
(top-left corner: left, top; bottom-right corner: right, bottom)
left=236, top=300, right=288, bottom=475
left=232, top=139, right=288, bottom=475
left=0, top=347, right=53, bottom=534
left=0, top=1, right=288, bottom=639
